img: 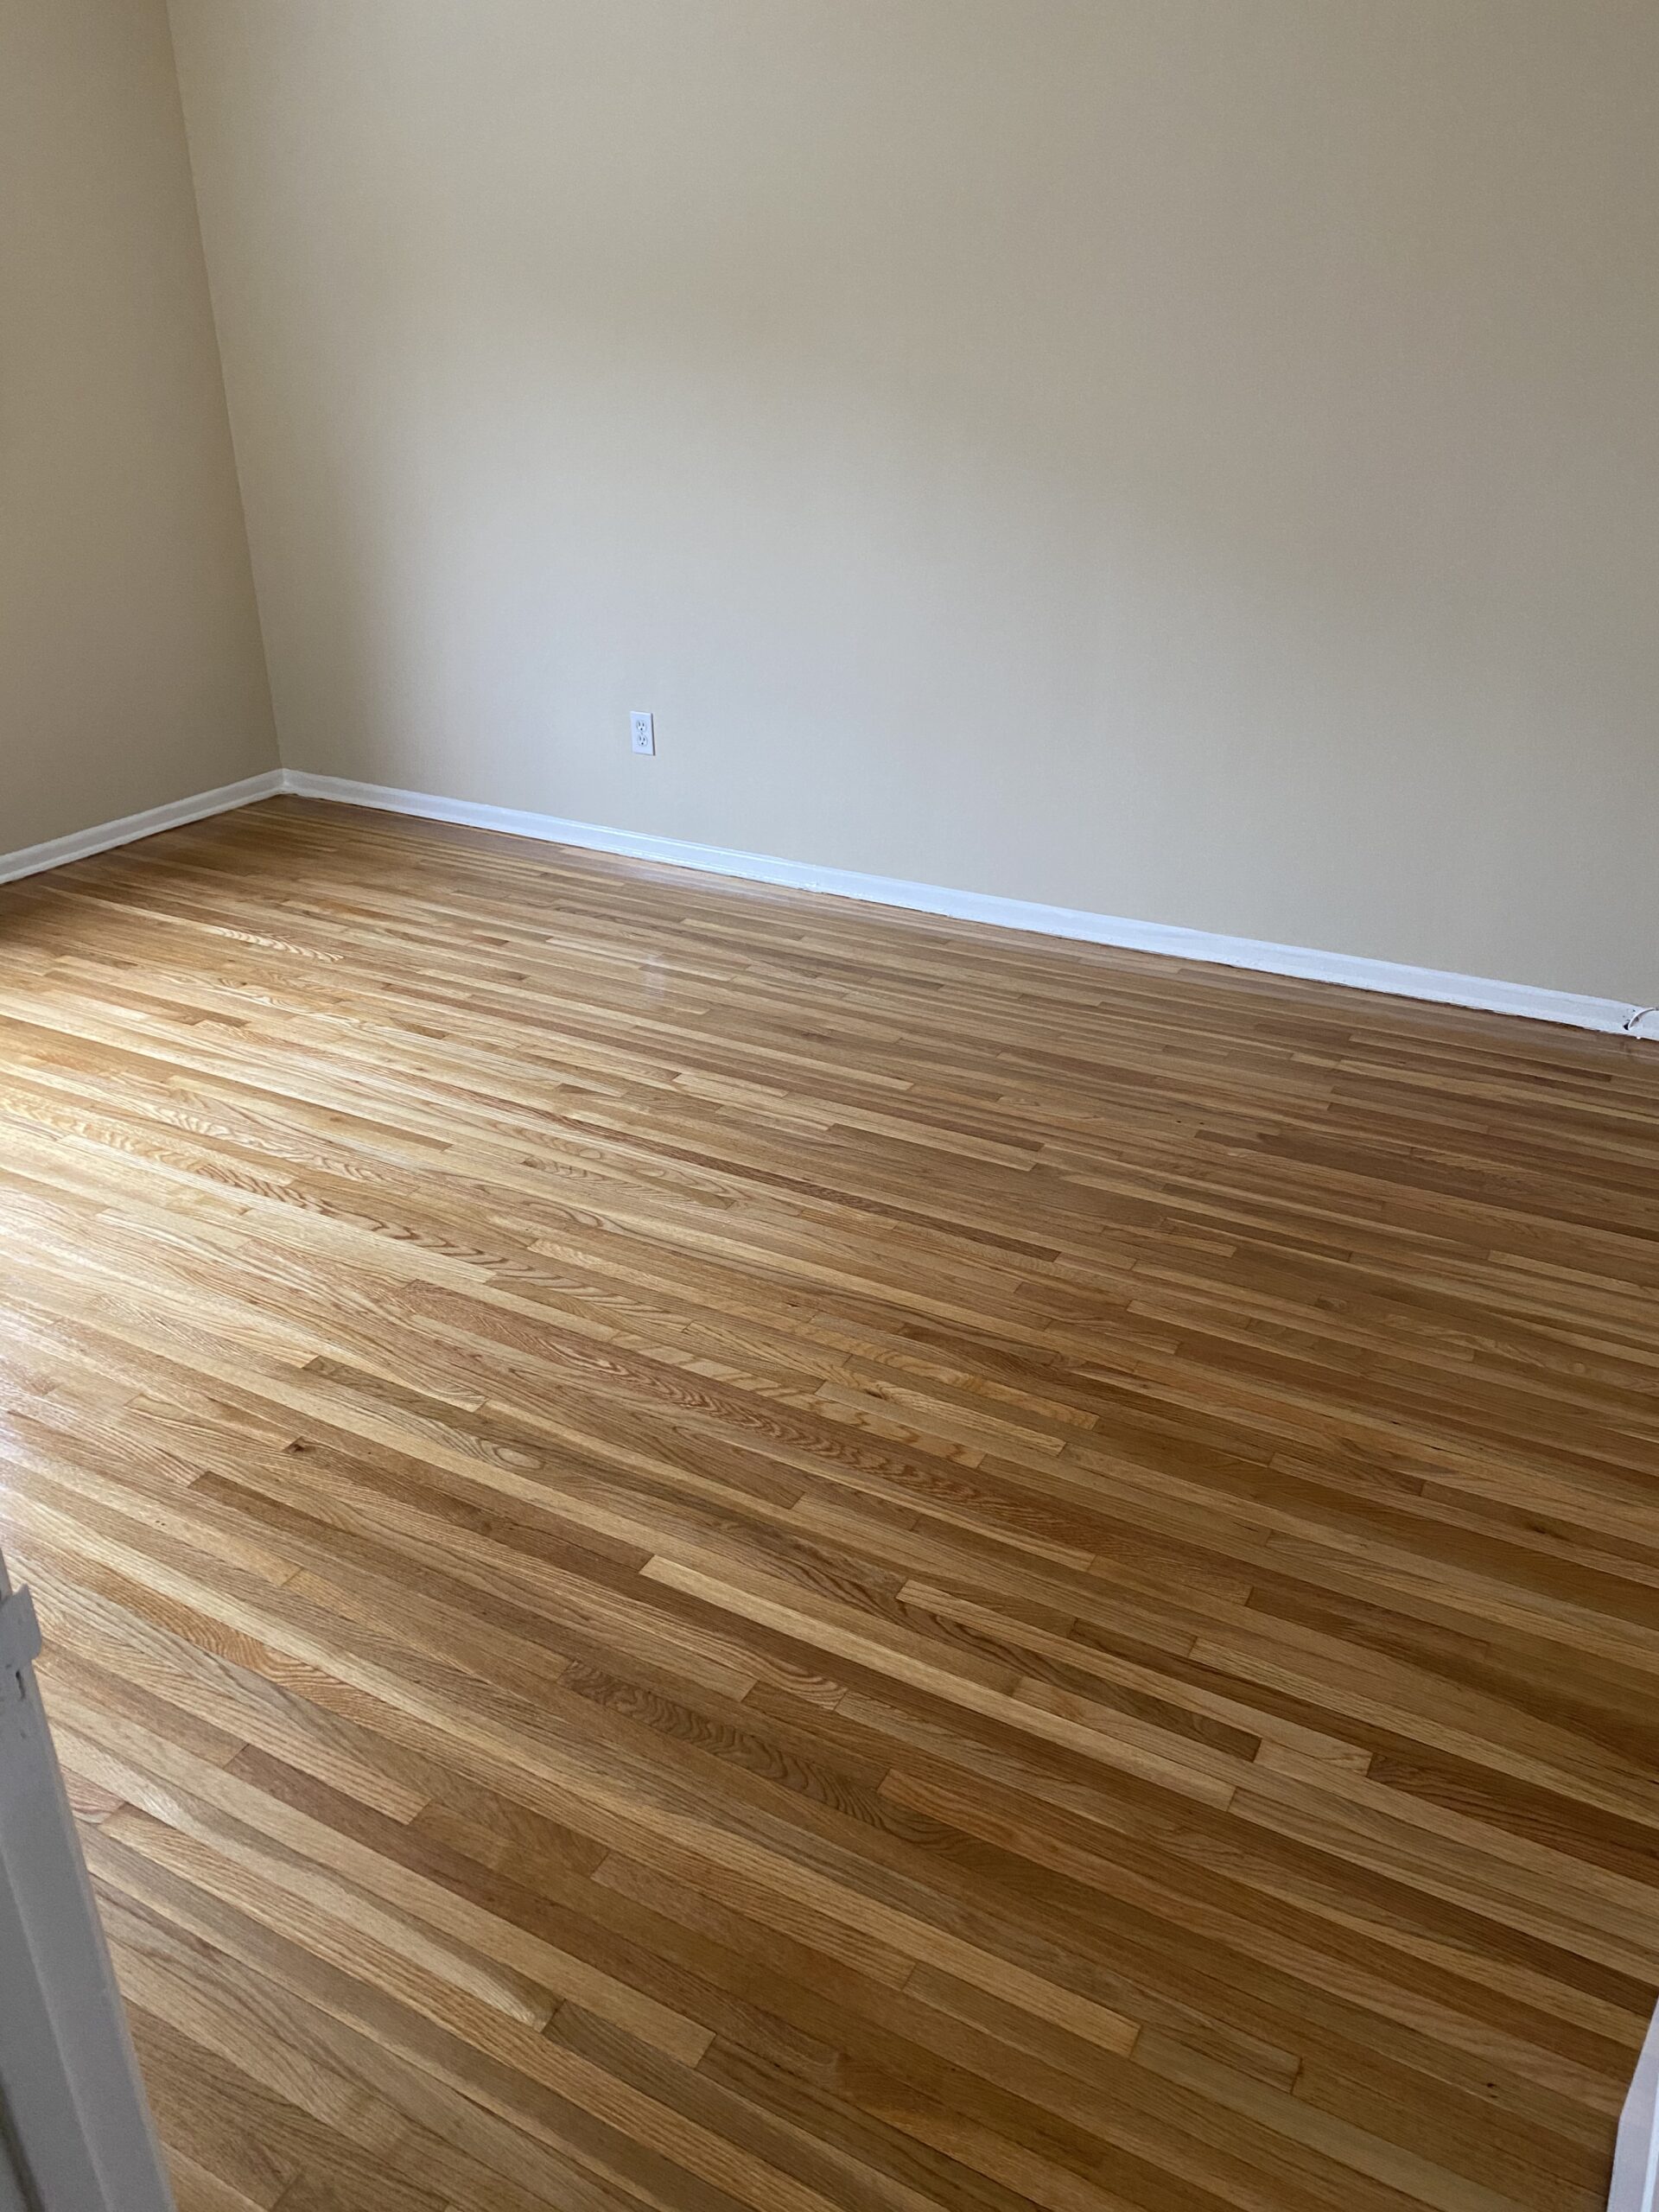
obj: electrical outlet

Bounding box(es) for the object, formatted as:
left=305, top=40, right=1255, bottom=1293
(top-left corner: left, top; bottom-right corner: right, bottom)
left=630, top=711, right=656, bottom=757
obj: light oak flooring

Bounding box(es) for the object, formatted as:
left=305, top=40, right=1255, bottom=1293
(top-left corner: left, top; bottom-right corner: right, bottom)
left=1, top=796, right=1656, bottom=2212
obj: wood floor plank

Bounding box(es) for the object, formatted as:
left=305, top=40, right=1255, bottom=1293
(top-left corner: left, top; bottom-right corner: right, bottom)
left=1, top=795, right=1656, bottom=2210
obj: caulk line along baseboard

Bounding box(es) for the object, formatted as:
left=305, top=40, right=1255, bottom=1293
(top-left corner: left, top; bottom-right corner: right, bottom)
left=4, top=764, right=1655, bottom=1041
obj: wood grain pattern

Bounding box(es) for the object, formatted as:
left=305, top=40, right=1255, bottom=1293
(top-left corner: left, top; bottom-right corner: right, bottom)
left=1, top=793, right=1656, bottom=2212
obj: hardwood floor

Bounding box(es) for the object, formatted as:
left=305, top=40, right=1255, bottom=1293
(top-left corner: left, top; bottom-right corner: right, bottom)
left=1, top=795, right=1656, bottom=2212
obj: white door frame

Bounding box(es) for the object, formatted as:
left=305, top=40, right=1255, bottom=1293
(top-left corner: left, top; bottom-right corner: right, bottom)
left=0, top=1547, right=175, bottom=2212
left=1612, top=2000, right=1659, bottom=2212
left=0, top=2125, right=34, bottom=2212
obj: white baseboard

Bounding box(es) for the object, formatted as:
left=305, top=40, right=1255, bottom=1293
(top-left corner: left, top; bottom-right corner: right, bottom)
left=4, top=764, right=1651, bottom=1041
left=0, top=771, right=286, bottom=891
left=283, top=771, right=1657, bottom=1040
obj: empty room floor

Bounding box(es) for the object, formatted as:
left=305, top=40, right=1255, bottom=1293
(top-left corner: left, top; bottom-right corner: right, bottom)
left=1, top=796, right=1656, bottom=2212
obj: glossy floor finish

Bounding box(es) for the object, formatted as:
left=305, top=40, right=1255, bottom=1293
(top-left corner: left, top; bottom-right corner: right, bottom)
left=1, top=798, right=1656, bottom=2212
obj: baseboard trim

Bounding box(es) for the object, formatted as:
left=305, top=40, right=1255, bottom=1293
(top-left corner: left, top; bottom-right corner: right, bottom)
left=0, top=771, right=287, bottom=891
left=279, top=772, right=1655, bottom=1040
left=5, top=766, right=1649, bottom=1041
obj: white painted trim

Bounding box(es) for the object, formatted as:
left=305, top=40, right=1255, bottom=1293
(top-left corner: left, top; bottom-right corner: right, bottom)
left=282, top=772, right=1656, bottom=1039
left=0, top=1551, right=175, bottom=2212
left=1611, top=2000, right=1659, bottom=2212
left=0, top=770, right=285, bottom=890
left=4, top=764, right=1651, bottom=1040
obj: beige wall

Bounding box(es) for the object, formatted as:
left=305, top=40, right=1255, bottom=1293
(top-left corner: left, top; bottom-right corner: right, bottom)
left=0, top=0, right=276, bottom=859
left=168, top=1, right=1658, bottom=1001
